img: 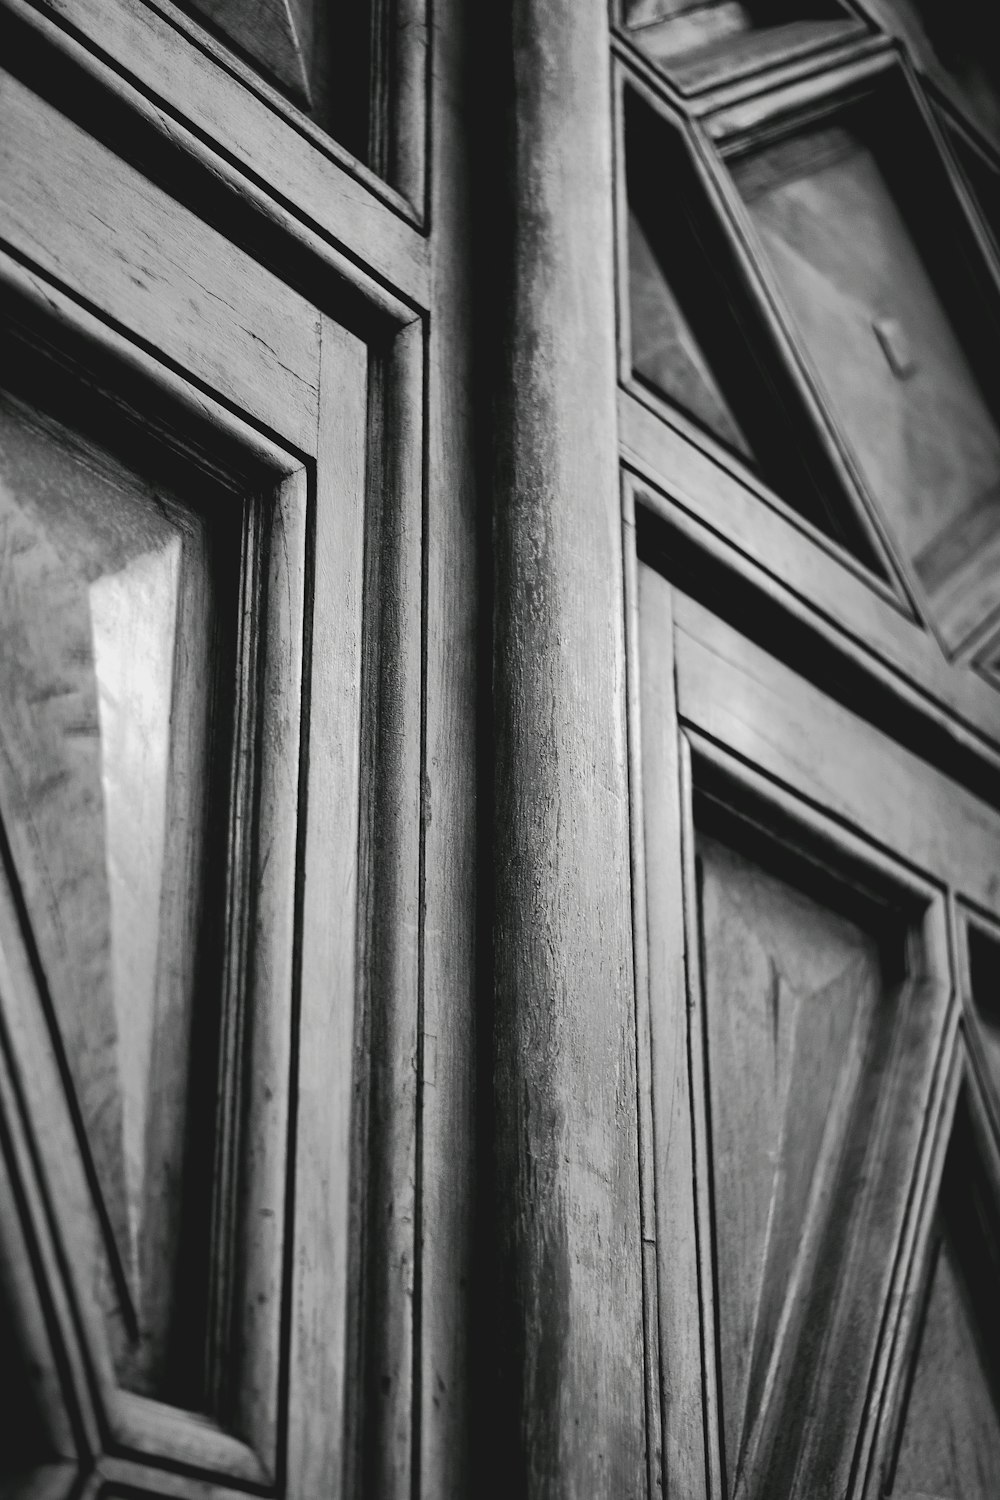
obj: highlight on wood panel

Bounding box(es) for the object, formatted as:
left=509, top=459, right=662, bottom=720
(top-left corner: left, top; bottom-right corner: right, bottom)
left=0, top=380, right=239, bottom=1412
left=692, top=792, right=909, bottom=1498
left=731, top=102, right=1000, bottom=655
left=886, top=1093, right=1000, bottom=1499
left=621, top=0, right=861, bottom=91
left=178, top=0, right=382, bottom=164
left=624, top=87, right=891, bottom=578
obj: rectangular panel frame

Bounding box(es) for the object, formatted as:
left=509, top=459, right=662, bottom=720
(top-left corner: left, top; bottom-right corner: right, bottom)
left=631, top=554, right=963, bottom=1499
left=0, top=72, right=425, bottom=1499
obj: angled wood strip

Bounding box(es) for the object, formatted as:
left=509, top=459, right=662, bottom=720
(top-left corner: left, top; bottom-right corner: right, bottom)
left=286, top=319, right=368, bottom=1497
left=0, top=70, right=321, bottom=453
left=10, top=0, right=429, bottom=293
left=674, top=590, right=1000, bottom=915
left=637, top=562, right=711, bottom=1500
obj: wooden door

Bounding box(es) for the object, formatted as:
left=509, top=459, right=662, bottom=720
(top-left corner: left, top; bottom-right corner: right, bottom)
left=616, top=3, right=1000, bottom=1497
left=0, top=0, right=476, bottom=1495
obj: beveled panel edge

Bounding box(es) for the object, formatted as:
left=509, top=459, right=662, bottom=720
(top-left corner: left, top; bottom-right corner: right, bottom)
left=2, top=0, right=429, bottom=322
left=0, top=248, right=308, bottom=477
left=0, top=67, right=324, bottom=457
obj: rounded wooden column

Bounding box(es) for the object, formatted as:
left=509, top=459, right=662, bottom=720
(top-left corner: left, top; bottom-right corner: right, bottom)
left=487, top=1, right=647, bottom=1493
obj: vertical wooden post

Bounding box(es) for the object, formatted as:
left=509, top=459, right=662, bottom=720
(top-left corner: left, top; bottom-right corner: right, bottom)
left=487, top=1, right=648, bottom=1494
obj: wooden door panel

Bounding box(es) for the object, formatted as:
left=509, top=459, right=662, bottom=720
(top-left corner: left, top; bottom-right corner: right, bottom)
left=637, top=560, right=965, bottom=1500
left=0, top=69, right=321, bottom=454
left=0, top=298, right=312, bottom=1485
left=0, top=376, right=238, bottom=1410
left=697, top=825, right=890, bottom=1494
left=733, top=120, right=1000, bottom=653
left=673, top=588, right=1000, bottom=915
left=0, top=86, right=418, bottom=1483
left=0, top=0, right=429, bottom=301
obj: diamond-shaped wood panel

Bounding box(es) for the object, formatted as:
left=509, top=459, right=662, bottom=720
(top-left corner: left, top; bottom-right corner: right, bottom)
left=732, top=111, right=1000, bottom=657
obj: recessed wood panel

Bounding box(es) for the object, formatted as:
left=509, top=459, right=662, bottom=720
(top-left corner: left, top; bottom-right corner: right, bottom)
left=696, top=822, right=895, bottom=1495
left=0, top=385, right=238, bottom=1410
left=733, top=120, right=1000, bottom=652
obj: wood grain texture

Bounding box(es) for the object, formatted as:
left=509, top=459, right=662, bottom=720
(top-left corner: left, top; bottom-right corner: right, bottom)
left=12, top=0, right=428, bottom=238
left=182, top=0, right=313, bottom=106
left=0, top=288, right=311, bottom=1485
left=226, top=462, right=307, bottom=1476
left=674, top=750, right=952, bottom=1499
left=0, top=385, right=228, bottom=1406
left=416, top=0, right=479, bottom=1487
left=0, top=69, right=321, bottom=455
left=674, top=591, right=1000, bottom=916
left=696, top=829, right=885, bottom=1494
left=637, top=564, right=710, bottom=1500
left=486, top=0, right=646, bottom=1493
left=734, top=120, right=1000, bottom=652
left=285, top=320, right=368, bottom=1499
left=352, top=320, right=423, bottom=1500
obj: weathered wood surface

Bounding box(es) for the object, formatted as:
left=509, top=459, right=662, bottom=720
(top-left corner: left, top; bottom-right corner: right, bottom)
left=674, top=591, right=1000, bottom=916
left=734, top=120, right=1000, bottom=654
left=285, top=319, right=368, bottom=1499
left=636, top=564, right=711, bottom=1500
left=0, top=286, right=309, bottom=1486
left=0, top=385, right=224, bottom=1405
left=621, top=392, right=1000, bottom=776
left=0, top=69, right=321, bottom=455
left=8, top=0, right=429, bottom=242
left=352, top=320, right=423, bottom=1500
left=417, top=0, right=479, bottom=1487
left=698, top=828, right=885, bottom=1495
left=486, top=0, right=646, bottom=1493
